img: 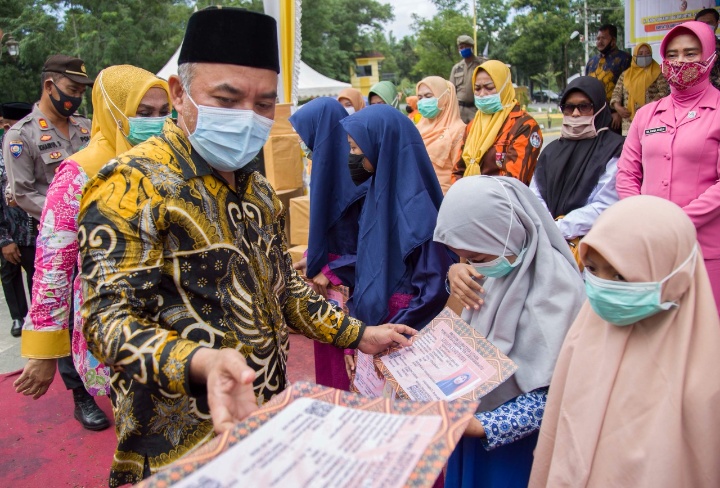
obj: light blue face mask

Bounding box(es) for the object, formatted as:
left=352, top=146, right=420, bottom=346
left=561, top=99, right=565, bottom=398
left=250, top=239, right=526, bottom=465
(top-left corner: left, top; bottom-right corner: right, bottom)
left=417, top=89, right=448, bottom=119
left=584, top=245, right=697, bottom=326
left=474, top=76, right=510, bottom=114
left=98, top=73, right=169, bottom=147
left=474, top=93, right=503, bottom=114
left=469, top=177, right=526, bottom=278
left=127, top=116, right=167, bottom=145
left=472, top=247, right=526, bottom=278
left=186, top=92, right=274, bottom=172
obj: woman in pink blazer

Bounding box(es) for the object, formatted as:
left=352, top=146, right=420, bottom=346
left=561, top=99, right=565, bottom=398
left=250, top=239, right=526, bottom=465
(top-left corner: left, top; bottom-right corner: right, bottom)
left=616, top=20, right=720, bottom=312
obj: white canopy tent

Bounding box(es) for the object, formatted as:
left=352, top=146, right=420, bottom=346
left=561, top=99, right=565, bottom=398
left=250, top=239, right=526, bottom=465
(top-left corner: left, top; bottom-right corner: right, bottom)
left=156, top=47, right=350, bottom=100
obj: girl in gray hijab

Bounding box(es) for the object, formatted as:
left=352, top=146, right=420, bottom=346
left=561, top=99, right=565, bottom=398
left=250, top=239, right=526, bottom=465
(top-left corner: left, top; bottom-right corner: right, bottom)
left=434, top=175, right=585, bottom=488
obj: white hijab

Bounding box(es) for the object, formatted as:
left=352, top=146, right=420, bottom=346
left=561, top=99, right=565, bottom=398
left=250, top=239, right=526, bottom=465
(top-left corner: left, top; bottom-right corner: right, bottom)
left=434, top=176, right=585, bottom=411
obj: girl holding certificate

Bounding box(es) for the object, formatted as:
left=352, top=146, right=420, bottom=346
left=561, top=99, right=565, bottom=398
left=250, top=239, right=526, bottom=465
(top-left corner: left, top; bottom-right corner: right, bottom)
left=434, top=176, right=585, bottom=488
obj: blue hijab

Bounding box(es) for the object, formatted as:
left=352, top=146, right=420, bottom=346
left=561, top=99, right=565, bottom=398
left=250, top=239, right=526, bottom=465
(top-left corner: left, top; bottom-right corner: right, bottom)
left=289, top=98, right=367, bottom=278
left=340, top=104, right=444, bottom=325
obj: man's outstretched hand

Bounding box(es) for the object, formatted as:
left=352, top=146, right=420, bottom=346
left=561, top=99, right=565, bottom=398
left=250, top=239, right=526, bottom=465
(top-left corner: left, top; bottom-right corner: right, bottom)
left=357, top=323, right=416, bottom=355
left=190, top=348, right=258, bottom=434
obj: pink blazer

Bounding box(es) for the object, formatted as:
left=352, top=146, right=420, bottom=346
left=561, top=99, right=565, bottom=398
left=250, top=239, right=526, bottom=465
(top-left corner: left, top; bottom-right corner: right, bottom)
left=616, top=88, right=720, bottom=260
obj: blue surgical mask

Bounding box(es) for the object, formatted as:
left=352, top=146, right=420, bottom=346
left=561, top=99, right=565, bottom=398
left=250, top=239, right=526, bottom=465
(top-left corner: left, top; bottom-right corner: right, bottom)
left=469, top=177, right=526, bottom=278
left=474, top=76, right=510, bottom=114
left=417, top=90, right=449, bottom=119
left=475, top=93, right=504, bottom=114
left=186, top=92, right=273, bottom=172
left=584, top=245, right=697, bottom=326
left=459, top=48, right=474, bottom=58
left=417, top=97, right=440, bottom=119
left=127, top=116, right=167, bottom=145
left=98, top=74, right=169, bottom=147
left=472, top=247, right=526, bottom=278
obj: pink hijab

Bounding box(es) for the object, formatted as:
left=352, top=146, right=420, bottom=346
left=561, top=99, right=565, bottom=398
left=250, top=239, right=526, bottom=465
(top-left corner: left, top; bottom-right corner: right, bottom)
left=661, top=20, right=717, bottom=104
left=530, top=196, right=720, bottom=487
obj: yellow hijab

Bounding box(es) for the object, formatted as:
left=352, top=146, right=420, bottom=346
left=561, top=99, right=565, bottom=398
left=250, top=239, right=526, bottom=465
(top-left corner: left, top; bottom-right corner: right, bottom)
left=462, top=60, right=516, bottom=177
left=623, top=43, right=661, bottom=120
left=72, top=65, right=171, bottom=177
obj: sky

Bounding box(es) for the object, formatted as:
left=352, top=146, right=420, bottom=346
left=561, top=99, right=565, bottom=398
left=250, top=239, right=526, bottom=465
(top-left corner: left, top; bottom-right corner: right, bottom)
left=383, top=0, right=438, bottom=38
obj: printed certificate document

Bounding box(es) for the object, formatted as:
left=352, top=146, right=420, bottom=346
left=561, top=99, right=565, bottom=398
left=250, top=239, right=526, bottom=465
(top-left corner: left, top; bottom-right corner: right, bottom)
left=139, top=382, right=477, bottom=488
left=375, top=308, right=517, bottom=403
left=351, top=351, right=386, bottom=398
left=173, top=398, right=441, bottom=488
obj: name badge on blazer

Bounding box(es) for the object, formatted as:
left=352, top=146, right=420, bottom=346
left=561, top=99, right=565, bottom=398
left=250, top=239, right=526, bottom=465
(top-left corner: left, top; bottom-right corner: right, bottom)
left=645, top=126, right=667, bottom=135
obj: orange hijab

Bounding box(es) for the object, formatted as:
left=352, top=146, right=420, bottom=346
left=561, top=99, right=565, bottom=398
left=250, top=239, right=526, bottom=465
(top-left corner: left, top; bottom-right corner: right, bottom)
left=623, top=43, right=662, bottom=120
left=415, top=77, right=466, bottom=194
left=530, top=196, right=720, bottom=487
left=337, top=88, right=366, bottom=112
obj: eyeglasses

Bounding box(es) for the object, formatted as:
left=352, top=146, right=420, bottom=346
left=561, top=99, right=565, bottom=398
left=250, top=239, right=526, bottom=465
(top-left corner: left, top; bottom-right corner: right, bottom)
left=560, top=102, right=594, bottom=116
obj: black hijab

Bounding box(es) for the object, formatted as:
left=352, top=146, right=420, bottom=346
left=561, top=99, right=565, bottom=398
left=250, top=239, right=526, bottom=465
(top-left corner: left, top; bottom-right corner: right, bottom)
left=534, top=76, right=624, bottom=219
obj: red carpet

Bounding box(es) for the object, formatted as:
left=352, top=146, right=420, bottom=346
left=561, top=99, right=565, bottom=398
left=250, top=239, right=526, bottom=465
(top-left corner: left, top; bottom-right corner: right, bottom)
left=0, top=334, right=316, bottom=487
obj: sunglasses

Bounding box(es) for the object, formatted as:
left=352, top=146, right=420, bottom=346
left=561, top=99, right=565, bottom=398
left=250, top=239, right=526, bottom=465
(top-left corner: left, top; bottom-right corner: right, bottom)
left=559, top=102, right=594, bottom=116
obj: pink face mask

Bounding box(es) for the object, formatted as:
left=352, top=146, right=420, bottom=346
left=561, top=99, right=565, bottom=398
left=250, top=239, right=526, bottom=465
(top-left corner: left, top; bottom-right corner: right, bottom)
left=662, top=53, right=717, bottom=90
left=561, top=103, right=607, bottom=140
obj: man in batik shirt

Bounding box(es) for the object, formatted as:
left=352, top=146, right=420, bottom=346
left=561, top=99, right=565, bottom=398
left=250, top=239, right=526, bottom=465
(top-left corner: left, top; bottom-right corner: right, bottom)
left=585, top=24, right=632, bottom=132
left=77, top=7, right=415, bottom=487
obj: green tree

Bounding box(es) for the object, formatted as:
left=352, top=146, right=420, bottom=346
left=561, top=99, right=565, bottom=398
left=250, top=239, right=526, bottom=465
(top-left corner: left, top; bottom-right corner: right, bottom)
left=412, top=0, right=510, bottom=80
left=300, top=0, right=393, bottom=82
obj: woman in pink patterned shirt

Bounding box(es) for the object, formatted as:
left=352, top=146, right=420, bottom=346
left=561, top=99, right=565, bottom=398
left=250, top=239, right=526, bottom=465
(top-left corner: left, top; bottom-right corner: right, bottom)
left=15, top=65, right=171, bottom=400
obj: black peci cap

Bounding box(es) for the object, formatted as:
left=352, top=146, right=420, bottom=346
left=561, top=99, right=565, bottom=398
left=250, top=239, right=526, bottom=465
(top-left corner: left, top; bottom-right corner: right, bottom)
left=178, top=7, right=280, bottom=73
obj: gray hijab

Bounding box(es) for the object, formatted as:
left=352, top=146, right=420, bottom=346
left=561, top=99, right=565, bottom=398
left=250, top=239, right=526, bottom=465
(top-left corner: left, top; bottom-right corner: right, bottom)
left=434, top=176, right=585, bottom=411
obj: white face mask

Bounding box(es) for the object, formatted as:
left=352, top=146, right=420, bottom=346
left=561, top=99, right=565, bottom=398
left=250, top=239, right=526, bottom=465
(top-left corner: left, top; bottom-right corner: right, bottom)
left=185, top=91, right=274, bottom=172
left=345, top=106, right=356, bottom=115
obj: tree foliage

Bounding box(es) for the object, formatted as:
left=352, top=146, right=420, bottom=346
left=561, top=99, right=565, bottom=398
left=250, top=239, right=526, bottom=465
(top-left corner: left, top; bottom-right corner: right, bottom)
left=300, top=0, right=393, bottom=82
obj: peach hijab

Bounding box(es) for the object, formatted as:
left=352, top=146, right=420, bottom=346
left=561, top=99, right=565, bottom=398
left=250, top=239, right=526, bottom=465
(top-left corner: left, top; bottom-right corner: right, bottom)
left=337, top=87, right=366, bottom=112
left=529, top=196, right=720, bottom=487
left=415, top=76, right=466, bottom=194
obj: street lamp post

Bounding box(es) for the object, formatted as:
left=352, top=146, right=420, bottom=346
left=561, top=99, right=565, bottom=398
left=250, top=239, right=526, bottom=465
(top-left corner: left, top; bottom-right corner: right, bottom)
left=0, top=29, right=20, bottom=61
left=564, top=30, right=580, bottom=90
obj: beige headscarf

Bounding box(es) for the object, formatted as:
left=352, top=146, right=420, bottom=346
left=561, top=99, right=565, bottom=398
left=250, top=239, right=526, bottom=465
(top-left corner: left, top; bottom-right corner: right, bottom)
left=337, top=87, right=366, bottom=112
left=415, top=77, right=466, bottom=194
left=530, top=196, right=720, bottom=487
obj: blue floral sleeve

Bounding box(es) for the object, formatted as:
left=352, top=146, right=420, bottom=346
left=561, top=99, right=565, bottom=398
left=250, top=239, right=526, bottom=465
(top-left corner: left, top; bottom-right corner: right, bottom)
left=476, top=387, right=548, bottom=450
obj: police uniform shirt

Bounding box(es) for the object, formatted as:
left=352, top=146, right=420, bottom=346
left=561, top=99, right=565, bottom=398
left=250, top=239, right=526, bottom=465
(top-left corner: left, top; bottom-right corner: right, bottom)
left=2, top=104, right=91, bottom=220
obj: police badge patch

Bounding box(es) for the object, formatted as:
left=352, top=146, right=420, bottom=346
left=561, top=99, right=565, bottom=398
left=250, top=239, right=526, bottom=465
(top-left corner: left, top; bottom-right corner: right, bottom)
left=9, top=141, right=23, bottom=158
left=530, top=132, right=541, bottom=148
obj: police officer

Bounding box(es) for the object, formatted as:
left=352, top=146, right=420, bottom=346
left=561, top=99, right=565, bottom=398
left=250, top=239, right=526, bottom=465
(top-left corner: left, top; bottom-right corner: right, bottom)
left=450, top=34, right=488, bottom=124
left=2, top=55, right=109, bottom=431
left=0, top=102, right=35, bottom=338
left=4, top=54, right=92, bottom=220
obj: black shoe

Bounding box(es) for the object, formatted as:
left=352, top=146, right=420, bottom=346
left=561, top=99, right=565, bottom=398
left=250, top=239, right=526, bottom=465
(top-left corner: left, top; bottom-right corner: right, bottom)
left=72, top=387, right=111, bottom=431
left=10, top=319, right=22, bottom=337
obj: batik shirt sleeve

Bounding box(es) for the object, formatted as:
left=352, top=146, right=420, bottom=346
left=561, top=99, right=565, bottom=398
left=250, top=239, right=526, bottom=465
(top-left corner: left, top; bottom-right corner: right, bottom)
left=477, top=387, right=548, bottom=450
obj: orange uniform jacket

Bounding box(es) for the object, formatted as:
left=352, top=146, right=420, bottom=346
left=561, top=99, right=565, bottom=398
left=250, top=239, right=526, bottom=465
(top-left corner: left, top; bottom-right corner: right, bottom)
left=452, top=104, right=542, bottom=186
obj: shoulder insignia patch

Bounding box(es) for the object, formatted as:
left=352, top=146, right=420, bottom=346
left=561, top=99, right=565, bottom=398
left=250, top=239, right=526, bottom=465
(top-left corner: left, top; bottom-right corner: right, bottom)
left=9, top=141, right=23, bottom=158
left=40, top=134, right=52, bottom=142
left=49, top=151, right=63, bottom=160
left=530, top=132, right=542, bottom=148
left=38, top=118, right=49, bottom=130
